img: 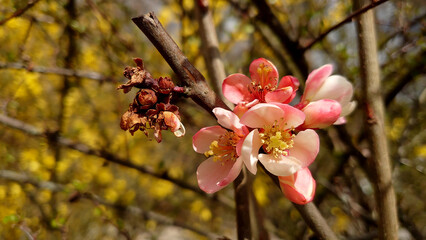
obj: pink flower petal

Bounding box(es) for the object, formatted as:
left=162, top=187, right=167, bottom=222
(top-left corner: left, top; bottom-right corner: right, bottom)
left=264, top=87, right=293, bottom=103
left=288, top=129, right=319, bottom=168
left=275, top=76, right=299, bottom=103
left=278, top=75, right=300, bottom=91
left=279, top=168, right=316, bottom=205
left=309, top=75, right=353, bottom=103
left=271, top=103, right=306, bottom=129
left=222, top=73, right=253, bottom=104
left=192, top=126, right=227, bottom=153
left=258, top=154, right=303, bottom=176
left=233, top=99, right=260, bottom=118
left=300, top=99, right=342, bottom=129
left=249, top=58, right=279, bottom=87
left=240, top=103, right=284, bottom=128
left=217, top=156, right=243, bottom=187
left=197, top=157, right=242, bottom=194
left=213, top=107, right=248, bottom=136
left=235, top=137, right=244, bottom=156
left=303, top=64, right=333, bottom=102
left=241, top=129, right=262, bottom=174
left=163, top=111, right=185, bottom=137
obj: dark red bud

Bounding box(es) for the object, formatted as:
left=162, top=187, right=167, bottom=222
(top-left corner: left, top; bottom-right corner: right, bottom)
left=137, top=89, right=157, bottom=109
left=158, top=77, right=175, bottom=94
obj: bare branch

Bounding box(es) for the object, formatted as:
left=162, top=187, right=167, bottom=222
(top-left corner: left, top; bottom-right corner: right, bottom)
left=379, top=12, right=426, bottom=49
left=0, top=61, right=117, bottom=82
left=0, top=0, right=41, bottom=26
left=252, top=0, right=309, bottom=78
left=303, top=0, right=389, bottom=51
left=132, top=12, right=229, bottom=115
left=194, top=1, right=230, bottom=107
left=354, top=0, right=399, bottom=238
left=261, top=165, right=339, bottom=240
left=384, top=51, right=426, bottom=106
left=0, top=170, right=64, bottom=192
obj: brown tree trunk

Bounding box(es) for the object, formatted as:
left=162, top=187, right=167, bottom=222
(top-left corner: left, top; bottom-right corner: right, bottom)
left=354, top=0, right=399, bottom=239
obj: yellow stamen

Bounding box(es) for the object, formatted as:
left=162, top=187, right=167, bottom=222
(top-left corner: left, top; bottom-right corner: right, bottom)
left=204, top=132, right=240, bottom=164
left=259, top=121, right=295, bottom=158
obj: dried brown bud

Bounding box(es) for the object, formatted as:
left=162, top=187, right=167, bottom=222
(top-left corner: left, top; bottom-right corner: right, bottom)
left=157, top=77, right=175, bottom=94
left=120, top=110, right=148, bottom=135
left=118, top=58, right=185, bottom=141
left=136, top=89, right=157, bottom=109
left=118, top=58, right=153, bottom=93
left=123, top=66, right=135, bottom=80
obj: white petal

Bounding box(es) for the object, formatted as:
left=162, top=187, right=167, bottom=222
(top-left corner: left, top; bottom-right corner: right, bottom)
left=241, top=129, right=262, bottom=175
left=258, top=154, right=303, bottom=176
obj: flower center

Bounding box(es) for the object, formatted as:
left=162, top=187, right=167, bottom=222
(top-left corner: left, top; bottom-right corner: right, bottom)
left=204, top=131, right=240, bottom=164
left=249, top=63, right=276, bottom=101
left=259, top=122, right=295, bottom=158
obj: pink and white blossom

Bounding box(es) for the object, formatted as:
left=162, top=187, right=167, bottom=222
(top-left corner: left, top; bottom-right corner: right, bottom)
left=279, top=167, right=316, bottom=205
left=296, top=64, right=356, bottom=128
left=192, top=108, right=249, bottom=193
left=240, top=103, right=319, bottom=176
left=222, top=58, right=299, bottom=109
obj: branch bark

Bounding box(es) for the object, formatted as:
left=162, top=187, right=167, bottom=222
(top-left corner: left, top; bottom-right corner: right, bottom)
left=303, top=0, right=389, bottom=50
left=132, top=12, right=229, bottom=115
left=354, top=0, right=399, bottom=239
left=0, top=61, right=116, bottom=82
left=0, top=0, right=41, bottom=26
left=262, top=166, right=339, bottom=240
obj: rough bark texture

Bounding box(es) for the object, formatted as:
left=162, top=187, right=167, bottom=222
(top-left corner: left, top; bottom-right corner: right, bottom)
left=132, top=12, right=229, bottom=115
left=354, top=0, right=399, bottom=239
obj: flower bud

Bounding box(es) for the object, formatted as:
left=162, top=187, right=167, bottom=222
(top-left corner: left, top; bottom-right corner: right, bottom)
left=136, top=89, right=157, bottom=109
left=158, top=77, right=175, bottom=94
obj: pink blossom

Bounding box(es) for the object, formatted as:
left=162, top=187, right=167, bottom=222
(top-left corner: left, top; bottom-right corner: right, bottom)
left=222, top=58, right=299, bottom=108
left=296, top=64, right=356, bottom=128
left=240, top=103, right=319, bottom=176
left=192, top=108, right=249, bottom=193
left=279, top=167, right=316, bottom=205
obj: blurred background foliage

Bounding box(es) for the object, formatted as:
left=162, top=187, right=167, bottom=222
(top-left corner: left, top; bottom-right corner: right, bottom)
left=0, top=0, right=424, bottom=239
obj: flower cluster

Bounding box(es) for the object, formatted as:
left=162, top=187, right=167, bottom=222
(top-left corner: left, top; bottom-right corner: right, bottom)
left=118, top=58, right=185, bottom=142
left=193, top=58, right=355, bottom=204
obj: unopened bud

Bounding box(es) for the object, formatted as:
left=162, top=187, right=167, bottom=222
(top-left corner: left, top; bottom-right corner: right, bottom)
left=158, top=77, right=175, bottom=94
left=137, top=89, right=157, bottom=109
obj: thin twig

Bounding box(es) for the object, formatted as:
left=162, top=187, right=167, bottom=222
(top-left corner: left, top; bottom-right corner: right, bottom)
left=379, top=12, right=426, bottom=49
left=303, top=0, right=389, bottom=50
left=251, top=0, right=309, bottom=78
left=0, top=61, right=117, bottom=82
left=0, top=0, right=41, bottom=26
left=0, top=114, right=231, bottom=205
left=0, top=170, right=220, bottom=239
left=261, top=165, right=339, bottom=240
left=194, top=1, right=230, bottom=107
left=384, top=50, right=426, bottom=106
